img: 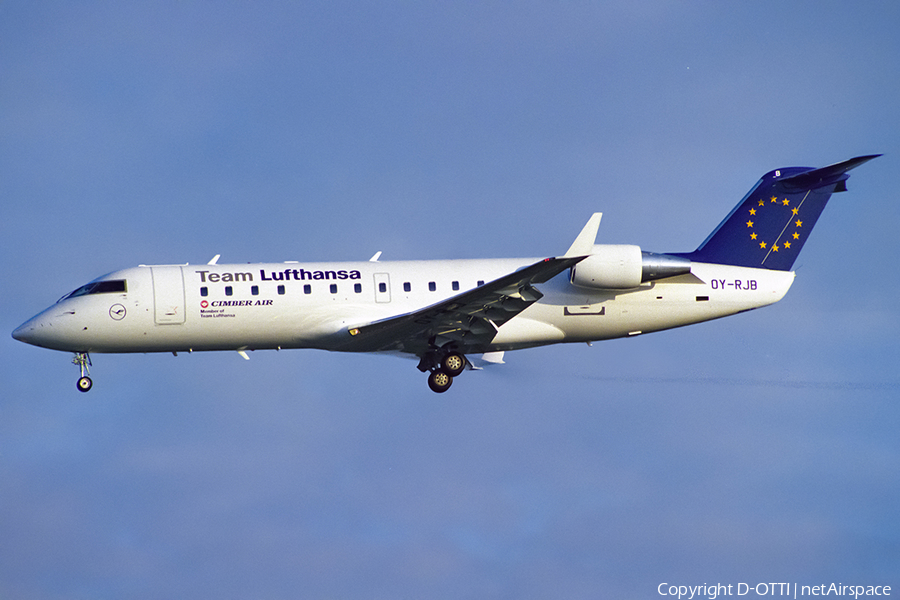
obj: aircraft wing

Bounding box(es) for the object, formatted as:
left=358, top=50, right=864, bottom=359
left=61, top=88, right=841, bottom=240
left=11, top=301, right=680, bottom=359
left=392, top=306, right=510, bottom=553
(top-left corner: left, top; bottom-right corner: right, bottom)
left=341, top=256, right=584, bottom=355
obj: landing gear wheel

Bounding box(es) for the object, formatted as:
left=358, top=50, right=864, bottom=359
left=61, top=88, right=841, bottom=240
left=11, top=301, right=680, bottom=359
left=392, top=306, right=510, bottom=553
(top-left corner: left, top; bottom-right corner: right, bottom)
left=441, top=352, right=466, bottom=377
left=427, top=369, right=453, bottom=393
left=72, top=352, right=93, bottom=393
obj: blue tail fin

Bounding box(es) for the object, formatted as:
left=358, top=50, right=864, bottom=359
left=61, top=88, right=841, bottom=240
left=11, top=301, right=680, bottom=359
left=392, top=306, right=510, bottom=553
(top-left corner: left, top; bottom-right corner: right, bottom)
left=677, top=155, right=879, bottom=270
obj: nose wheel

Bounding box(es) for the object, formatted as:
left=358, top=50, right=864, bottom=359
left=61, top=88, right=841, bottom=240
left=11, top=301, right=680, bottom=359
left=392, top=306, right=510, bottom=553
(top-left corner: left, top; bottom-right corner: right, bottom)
left=73, top=352, right=93, bottom=393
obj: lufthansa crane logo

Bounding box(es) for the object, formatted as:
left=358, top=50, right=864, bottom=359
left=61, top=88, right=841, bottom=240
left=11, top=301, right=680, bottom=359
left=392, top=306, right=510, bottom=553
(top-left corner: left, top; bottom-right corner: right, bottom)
left=109, top=304, right=126, bottom=320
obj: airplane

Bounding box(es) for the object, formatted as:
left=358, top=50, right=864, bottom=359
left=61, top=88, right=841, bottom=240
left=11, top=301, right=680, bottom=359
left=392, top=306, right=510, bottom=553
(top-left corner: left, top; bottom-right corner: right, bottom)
left=12, top=155, right=879, bottom=393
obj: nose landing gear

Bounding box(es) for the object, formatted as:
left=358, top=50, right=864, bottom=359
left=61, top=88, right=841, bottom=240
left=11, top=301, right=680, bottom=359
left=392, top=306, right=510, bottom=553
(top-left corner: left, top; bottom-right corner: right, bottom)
left=73, top=352, right=92, bottom=392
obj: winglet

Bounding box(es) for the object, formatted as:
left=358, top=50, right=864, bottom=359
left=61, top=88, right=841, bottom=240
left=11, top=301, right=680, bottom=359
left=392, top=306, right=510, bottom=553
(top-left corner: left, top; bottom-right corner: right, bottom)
left=564, top=213, right=602, bottom=257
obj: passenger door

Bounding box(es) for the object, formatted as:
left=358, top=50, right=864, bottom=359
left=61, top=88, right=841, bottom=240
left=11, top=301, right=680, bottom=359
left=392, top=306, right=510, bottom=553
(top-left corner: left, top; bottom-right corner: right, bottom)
left=151, top=266, right=186, bottom=324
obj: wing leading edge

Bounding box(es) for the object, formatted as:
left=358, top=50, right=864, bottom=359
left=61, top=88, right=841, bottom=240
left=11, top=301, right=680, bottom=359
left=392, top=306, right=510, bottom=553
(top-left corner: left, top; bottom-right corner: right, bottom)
left=338, top=256, right=585, bottom=357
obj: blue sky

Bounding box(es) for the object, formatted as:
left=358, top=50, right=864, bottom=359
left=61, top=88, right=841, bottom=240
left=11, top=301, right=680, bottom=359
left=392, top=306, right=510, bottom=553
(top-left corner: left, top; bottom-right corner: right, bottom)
left=2, top=2, right=898, bottom=598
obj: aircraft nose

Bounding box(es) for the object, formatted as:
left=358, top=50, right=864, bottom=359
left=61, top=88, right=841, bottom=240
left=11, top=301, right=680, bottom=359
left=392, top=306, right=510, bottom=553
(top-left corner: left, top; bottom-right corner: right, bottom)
left=12, top=307, right=86, bottom=351
left=13, top=323, right=34, bottom=344
left=12, top=320, right=37, bottom=344
left=12, top=311, right=68, bottom=349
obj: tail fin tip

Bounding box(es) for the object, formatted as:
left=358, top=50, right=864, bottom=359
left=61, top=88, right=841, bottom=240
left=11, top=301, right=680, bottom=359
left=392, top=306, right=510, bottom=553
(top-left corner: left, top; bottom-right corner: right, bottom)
left=678, top=155, right=879, bottom=271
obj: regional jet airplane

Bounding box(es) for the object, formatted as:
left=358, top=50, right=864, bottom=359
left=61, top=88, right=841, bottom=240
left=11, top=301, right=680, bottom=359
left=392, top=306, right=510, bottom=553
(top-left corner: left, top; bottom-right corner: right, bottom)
left=13, top=156, right=878, bottom=393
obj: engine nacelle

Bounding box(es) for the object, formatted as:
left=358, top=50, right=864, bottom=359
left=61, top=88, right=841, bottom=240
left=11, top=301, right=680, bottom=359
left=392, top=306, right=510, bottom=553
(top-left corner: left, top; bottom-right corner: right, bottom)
left=570, top=244, right=643, bottom=289
left=570, top=246, right=693, bottom=290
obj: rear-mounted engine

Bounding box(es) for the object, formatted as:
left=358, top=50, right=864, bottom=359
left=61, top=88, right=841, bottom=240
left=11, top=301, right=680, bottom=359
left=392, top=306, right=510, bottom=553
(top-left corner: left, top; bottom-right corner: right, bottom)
left=570, top=245, right=691, bottom=289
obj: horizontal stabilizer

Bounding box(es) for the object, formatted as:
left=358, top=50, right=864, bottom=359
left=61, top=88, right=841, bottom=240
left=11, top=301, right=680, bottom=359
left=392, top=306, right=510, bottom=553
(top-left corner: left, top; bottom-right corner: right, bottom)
left=779, top=154, right=881, bottom=190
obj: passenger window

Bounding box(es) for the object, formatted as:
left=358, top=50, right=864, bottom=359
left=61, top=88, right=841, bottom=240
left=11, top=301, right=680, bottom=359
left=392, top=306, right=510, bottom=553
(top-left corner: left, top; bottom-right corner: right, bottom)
left=477, top=280, right=484, bottom=287
left=330, top=284, right=338, bottom=294
left=429, top=282, right=436, bottom=292
left=251, top=285, right=259, bottom=296
left=379, top=282, right=387, bottom=293
left=354, top=283, right=362, bottom=293
left=452, top=281, right=459, bottom=291
left=403, top=282, right=411, bottom=292
left=304, top=284, right=312, bottom=295
left=225, top=286, right=233, bottom=296
left=277, top=285, right=285, bottom=295
left=200, top=287, right=208, bottom=297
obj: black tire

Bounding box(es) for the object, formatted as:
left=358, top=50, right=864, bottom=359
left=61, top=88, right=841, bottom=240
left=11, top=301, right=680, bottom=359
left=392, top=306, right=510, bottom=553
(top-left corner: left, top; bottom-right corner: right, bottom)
left=76, top=376, right=93, bottom=393
left=427, top=369, right=453, bottom=393
left=441, top=352, right=466, bottom=377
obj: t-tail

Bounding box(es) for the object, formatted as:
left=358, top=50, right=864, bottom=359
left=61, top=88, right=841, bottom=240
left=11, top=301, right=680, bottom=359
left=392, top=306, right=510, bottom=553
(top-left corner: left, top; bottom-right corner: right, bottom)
left=675, top=155, right=880, bottom=270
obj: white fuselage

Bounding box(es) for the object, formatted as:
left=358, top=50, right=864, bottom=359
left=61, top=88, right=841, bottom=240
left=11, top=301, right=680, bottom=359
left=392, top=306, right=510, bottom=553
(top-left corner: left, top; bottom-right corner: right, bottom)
left=13, top=258, right=794, bottom=356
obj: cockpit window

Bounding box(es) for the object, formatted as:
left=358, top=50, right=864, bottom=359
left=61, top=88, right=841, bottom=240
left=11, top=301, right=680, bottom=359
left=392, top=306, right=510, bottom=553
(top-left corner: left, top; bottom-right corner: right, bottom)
left=59, top=279, right=127, bottom=302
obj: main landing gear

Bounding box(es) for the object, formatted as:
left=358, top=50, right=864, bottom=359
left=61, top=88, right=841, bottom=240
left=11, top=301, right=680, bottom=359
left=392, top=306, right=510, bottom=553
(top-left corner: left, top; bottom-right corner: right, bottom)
left=73, top=352, right=92, bottom=392
left=423, top=350, right=467, bottom=393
